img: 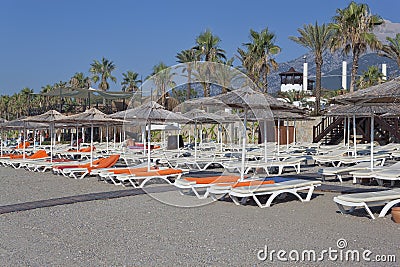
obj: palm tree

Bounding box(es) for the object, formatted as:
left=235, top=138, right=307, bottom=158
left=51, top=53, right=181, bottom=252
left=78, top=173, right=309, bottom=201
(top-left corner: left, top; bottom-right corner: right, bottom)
left=176, top=49, right=199, bottom=100
left=379, top=33, right=400, bottom=69
left=214, top=57, right=240, bottom=93
left=151, top=62, right=176, bottom=107
left=330, top=1, right=383, bottom=92
left=289, top=22, right=333, bottom=115
left=121, top=71, right=141, bottom=92
left=70, top=72, right=91, bottom=88
left=193, top=30, right=226, bottom=96
left=239, top=28, right=281, bottom=93
left=193, top=29, right=226, bottom=62
left=356, top=65, right=385, bottom=89
left=89, top=57, right=117, bottom=91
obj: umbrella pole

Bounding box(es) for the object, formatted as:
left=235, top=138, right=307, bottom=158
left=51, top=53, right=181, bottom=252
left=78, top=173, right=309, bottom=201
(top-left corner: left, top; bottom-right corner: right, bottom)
left=100, top=127, right=103, bottom=144
left=293, top=119, right=297, bottom=145
left=286, top=118, right=289, bottom=150
left=142, top=127, right=146, bottom=156
left=347, top=116, right=350, bottom=149
left=70, top=130, right=73, bottom=149
left=343, top=117, right=347, bottom=147
left=240, top=108, right=248, bottom=181
left=90, top=124, right=94, bottom=167
left=1, top=130, right=3, bottom=157
left=33, top=129, right=36, bottom=151
left=264, top=119, right=268, bottom=163
left=23, top=125, right=26, bottom=160
left=277, top=118, right=280, bottom=157
left=194, top=121, right=197, bottom=160
left=76, top=125, right=79, bottom=150
left=219, top=124, right=223, bottom=153
left=114, top=126, right=116, bottom=149
left=353, top=114, right=357, bottom=158
left=370, top=115, right=374, bottom=170
left=147, top=121, right=151, bottom=171
left=106, top=124, right=109, bottom=153
left=252, top=122, right=255, bottom=144
left=50, top=124, right=53, bottom=163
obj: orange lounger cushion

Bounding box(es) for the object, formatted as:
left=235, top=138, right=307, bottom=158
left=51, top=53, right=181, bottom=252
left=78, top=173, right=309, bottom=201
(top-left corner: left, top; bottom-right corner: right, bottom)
left=16, top=141, right=30, bottom=149
left=230, top=180, right=275, bottom=188
left=184, top=176, right=242, bottom=184
left=112, top=167, right=156, bottom=175
left=129, top=169, right=183, bottom=177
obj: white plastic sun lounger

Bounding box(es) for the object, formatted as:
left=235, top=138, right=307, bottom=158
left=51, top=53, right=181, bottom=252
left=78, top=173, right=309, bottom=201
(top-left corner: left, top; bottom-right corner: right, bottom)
left=333, top=189, right=400, bottom=219
left=228, top=179, right=321, bottom=208
left=318, top=160, right=384, bottom=183
left=113, top=169, right=186, bottom=188
left=373, top=170, right=400, bottom=186
left=350, top=161, right=400, bottom=184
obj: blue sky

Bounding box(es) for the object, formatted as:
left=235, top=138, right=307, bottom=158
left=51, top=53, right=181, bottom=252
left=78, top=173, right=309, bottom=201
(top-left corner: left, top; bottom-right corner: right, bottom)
left=0, top=0, right=399, bottom=94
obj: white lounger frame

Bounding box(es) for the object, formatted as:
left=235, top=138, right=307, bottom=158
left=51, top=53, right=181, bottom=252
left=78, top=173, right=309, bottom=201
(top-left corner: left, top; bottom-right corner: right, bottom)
left=228, top=183, right=320, bottom=208
left=334, top=196, right=400, bottom=219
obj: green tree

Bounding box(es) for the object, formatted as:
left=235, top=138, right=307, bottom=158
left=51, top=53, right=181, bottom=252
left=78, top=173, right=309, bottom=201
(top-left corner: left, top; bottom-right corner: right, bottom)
left=239, top=28, right=281, bottom=93
left=193, top=29, right=226, bottom=62
left=289, top=22, right=333, bottom=115
left=176, top=49, right=199, bottom=100
left=151, top=62, right=176, bottom=107
left=70, top=72, right=91, bottom=88
left=121, top=71, right=141, bottom=92
left=330, top=1, right=383, bottom=92
left=89, top=57, right=117, bottom=91
left=193, top=30, right=226, bottom=96
left=379, top=33, right=400, bottom=69
left=356, top=65, right=385, bottom=89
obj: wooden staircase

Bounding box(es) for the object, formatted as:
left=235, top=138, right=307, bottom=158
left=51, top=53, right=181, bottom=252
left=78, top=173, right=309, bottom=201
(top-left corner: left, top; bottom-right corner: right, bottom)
left=313, top=117, right=345, bottom=144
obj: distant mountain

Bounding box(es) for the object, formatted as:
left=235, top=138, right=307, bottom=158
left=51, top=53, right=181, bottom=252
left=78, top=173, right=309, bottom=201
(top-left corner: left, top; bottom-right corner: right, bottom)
left=268, top=19, right=400, bottom=94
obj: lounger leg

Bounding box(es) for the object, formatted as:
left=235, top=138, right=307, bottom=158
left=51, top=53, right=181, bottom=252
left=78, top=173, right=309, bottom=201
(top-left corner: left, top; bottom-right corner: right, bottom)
left=363, top=204, right=376, bottom=219
left=337, top=174, right=343, bottom=183
left=378, top=199, right=400, bottom=218
left=253, top=194, right=268, bottom=208
left=230, top=195, right=241, bottom=206
left=191, top=187, right=208, bottom=199
left=304, top=186, right=315, bottom=202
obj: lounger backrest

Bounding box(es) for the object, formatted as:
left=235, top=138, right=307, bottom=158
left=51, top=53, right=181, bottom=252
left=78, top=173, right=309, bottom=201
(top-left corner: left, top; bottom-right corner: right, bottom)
left=16, top=141, right=30, bottom=149
left=128, top=168, right=182, bottom=177
left=27, top=150, right=48, bottom=159
left=185, top=176, right=241, bottom=184
left=231, top=180, right=274, bottom=188
left=90, top=155, right=120, bottom=169
left=112, top=167, right=155, bottom=174
left=79, top=146, right=95, bottom=152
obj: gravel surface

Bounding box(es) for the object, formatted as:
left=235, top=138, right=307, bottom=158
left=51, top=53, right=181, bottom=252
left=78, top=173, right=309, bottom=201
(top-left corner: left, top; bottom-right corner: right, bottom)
left=0, top=166, right=399, bottom=266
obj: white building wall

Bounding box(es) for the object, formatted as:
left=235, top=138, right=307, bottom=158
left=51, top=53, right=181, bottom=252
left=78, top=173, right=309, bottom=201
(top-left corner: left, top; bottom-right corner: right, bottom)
left=280, top=84, right=304, bottom=92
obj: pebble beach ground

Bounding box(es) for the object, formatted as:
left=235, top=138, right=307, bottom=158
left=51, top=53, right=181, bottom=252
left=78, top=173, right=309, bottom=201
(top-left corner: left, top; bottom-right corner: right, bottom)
left=0, top=166, right=399, bottom=266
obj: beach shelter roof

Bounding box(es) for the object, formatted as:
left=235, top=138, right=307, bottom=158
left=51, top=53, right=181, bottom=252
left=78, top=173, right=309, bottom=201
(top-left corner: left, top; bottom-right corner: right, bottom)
left=325, top=104, right=400, bottom=117
left=0, top=119, right=48, bottom=129
left=332, top=77, right=400, bottom=105
left=183, top=109, right=225, bottom=124
left=186, top=86, right=304, bottom=113
left=23, top=110, right=68, bottom=123
left=60, top=108, right=123, bottom=125
left=120, top=101, right=189, bottom=123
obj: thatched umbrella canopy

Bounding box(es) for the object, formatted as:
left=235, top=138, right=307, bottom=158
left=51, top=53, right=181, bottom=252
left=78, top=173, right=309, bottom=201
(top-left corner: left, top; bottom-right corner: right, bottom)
left=332, top=77, right=400, bottom=105
left=325, top=104, right=400, bottom=117
left=111, top=101, right=188, bottom=170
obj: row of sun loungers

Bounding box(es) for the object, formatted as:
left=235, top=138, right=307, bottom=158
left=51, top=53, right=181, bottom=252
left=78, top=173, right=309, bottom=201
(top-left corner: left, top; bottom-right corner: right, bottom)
left=1, top=141, right=400, bottom=219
